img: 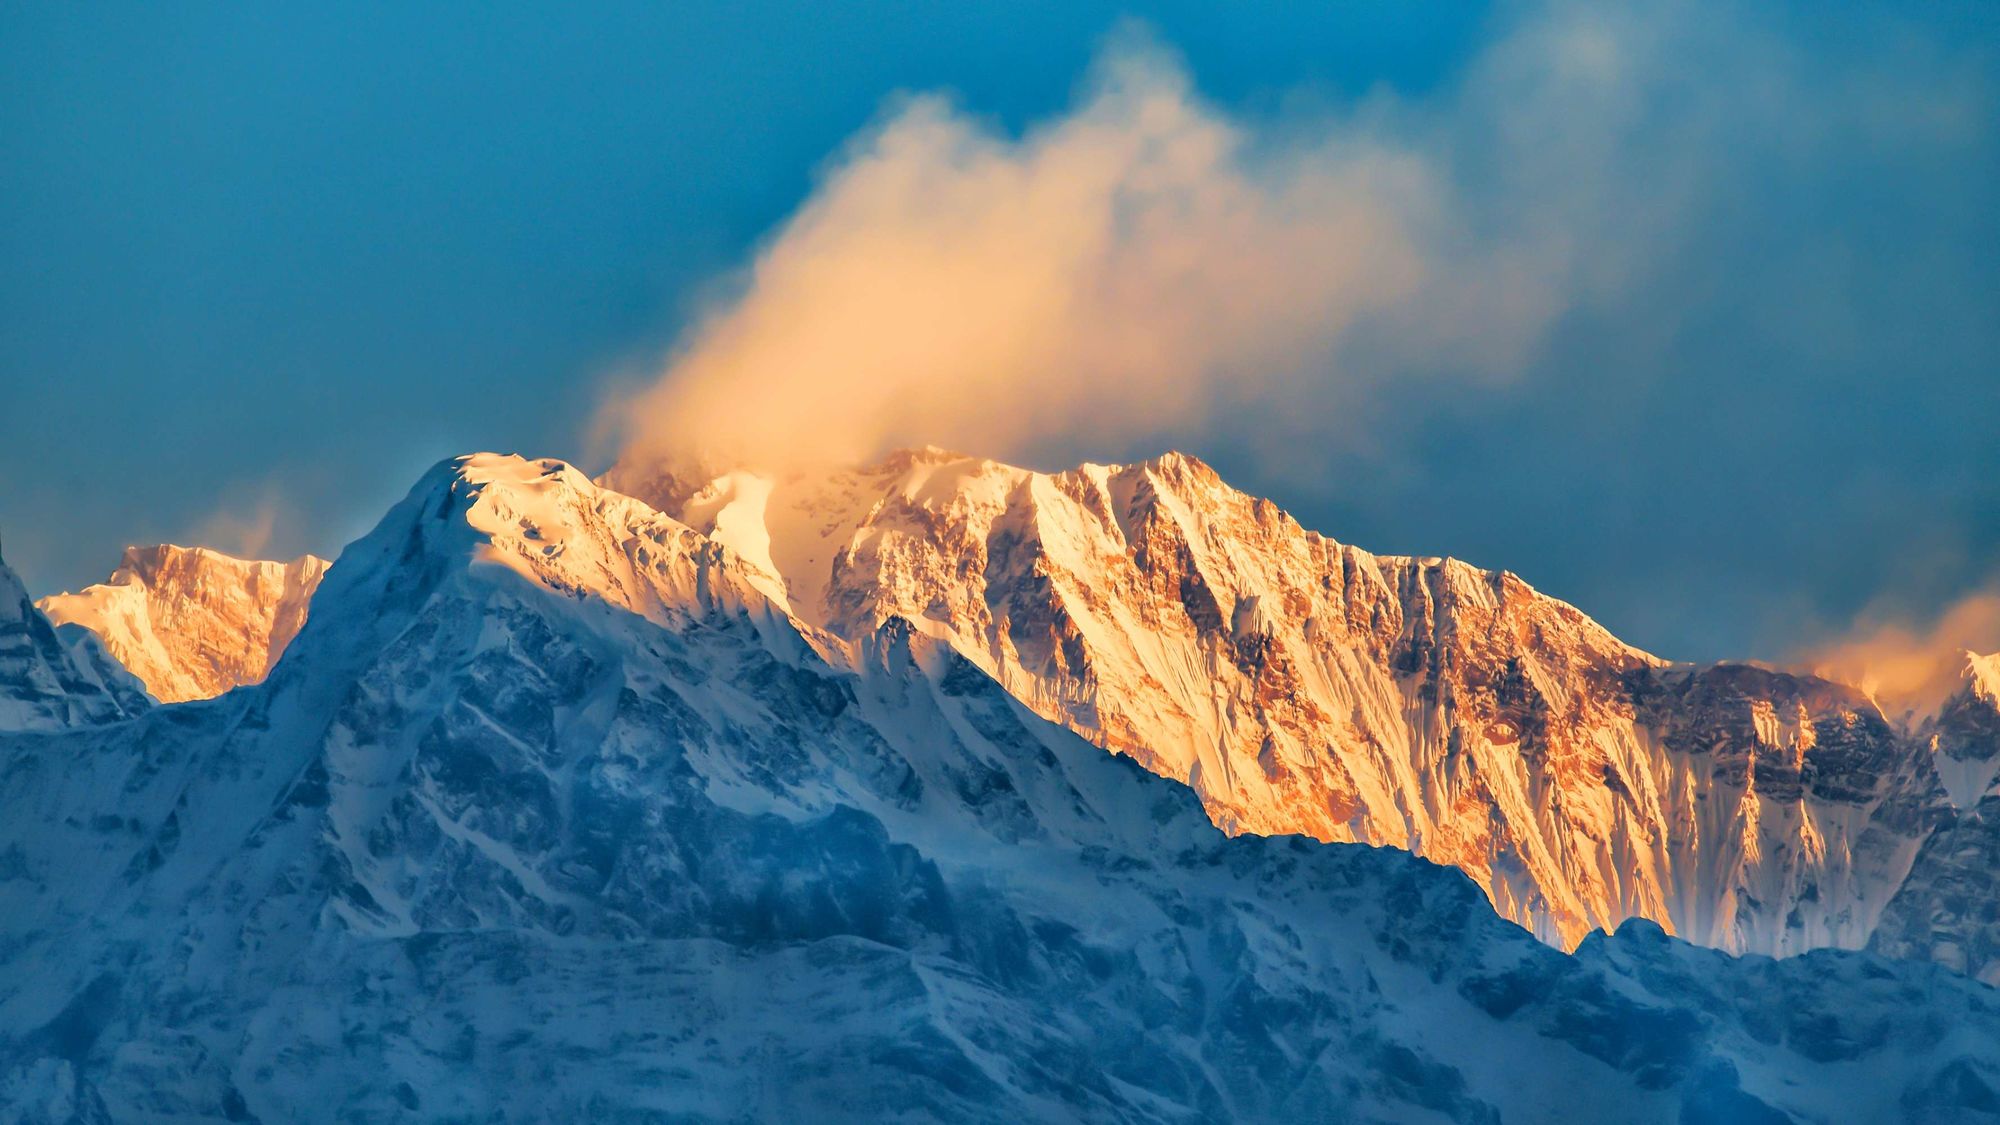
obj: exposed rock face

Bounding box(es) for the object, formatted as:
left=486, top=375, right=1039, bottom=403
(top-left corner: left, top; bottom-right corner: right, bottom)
left=1923, top=653, right=2000, bottom=809
left=37, top=545, right=327, bottom=702
left=0, top=549, right=147, bottom=731
left=1869, top=797, right=2000, bottom=986
left=1869, top=658, right=2000, bottom=984
left=39, top=449, right=2000, bottom=974
left=3, top=454, right=1995, bottom=1122
left=609, top=448, right=1976, bottom=955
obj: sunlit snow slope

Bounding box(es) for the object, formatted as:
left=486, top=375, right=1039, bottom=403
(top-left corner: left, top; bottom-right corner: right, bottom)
left=37, top=545, right=327, bottom=703
left=609, top=448, right=1994, bottom=962
left=3, top=455, right=1996, bottom=1122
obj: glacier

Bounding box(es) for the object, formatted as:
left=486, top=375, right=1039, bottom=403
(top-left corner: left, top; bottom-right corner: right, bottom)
left=3, top=454, right=1998, bottom=1123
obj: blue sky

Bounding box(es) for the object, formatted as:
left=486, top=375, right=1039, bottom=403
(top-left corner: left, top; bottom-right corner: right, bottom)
left=2, top=1, right=1996, bottom=664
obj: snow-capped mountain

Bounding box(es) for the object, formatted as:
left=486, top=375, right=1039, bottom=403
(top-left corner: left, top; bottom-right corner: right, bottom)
left=1920, top=652, right=2000, bottom=810
left=3, top=454, right=1995, bottom=1123
left=1868, top=655, right=2000, bottom=982
left=36, top=545, right=327, bottom=703
left=40, top=448, right=2000, bottom=977
left=0, top=546, right=148, bottom=731
left=606, top=448, right=1976, bottom=958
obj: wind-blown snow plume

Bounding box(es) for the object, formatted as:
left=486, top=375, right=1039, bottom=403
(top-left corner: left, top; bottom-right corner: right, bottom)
left=1803, top=585, right=2000, bottom=717
left=603, top=19, right=1607, bottom=475
left=188, top=489, right=284, bottom=561
left=604, top=0, right=1962, bottom=479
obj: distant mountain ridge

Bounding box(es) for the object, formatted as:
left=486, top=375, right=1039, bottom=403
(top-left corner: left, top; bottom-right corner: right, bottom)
left=603, top=447, right=2000, bottom=970
left=3, top=453, right=1996, bottom=1122
left=0, top=541, right=149, bottom=731
left=37, top=544, right=326, bottom=703
left=41, top=448, right=2000, bottom=980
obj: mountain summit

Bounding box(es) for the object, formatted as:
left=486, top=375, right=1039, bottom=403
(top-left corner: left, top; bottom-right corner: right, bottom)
left=607, top=448, right=1991, bottom=961
left=4, top=452, right=1996, bottom=1121
left=0, top=546, right=148, bottom=731
left=37, top=545, right=327, bottom=703
left=41, top=449, right=2000, bottom=977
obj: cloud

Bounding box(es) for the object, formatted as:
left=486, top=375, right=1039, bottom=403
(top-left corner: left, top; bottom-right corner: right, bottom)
left=1799, top=585, right=2000, bottom=717
left=186, top=490, right=282, bottom=560
left=600, top=18, right=1614, bottom=478
left=598, top=0, right=1996, bottom=602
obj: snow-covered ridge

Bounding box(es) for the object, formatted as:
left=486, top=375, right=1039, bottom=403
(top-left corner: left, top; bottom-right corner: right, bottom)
left=0, top=546, right=148, bottom=730
left=608, top=447, right=1996, bottom=965
left=4, top=451, right=1997, bottom=1121
left=1920, top=653, right=2000, bottom=809
left=36, top=448, right=2000, bottom=978
left=37, top=543, right=327, bottom=703
left=1969, top=650, right=2000, bottom=707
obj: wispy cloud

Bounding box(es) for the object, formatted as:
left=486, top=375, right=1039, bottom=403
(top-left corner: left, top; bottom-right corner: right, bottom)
left=185, top=488, right=284, bottom=560
left=600, top=14, right=1614, bottom=477
left=601, top=0, right=1988, bottom=487
left=595, top=0, right=1997, bottom=668
left=1799, top=584, right=2000, bottom=717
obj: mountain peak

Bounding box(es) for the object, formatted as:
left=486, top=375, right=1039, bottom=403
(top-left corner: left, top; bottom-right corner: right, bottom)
left=874, top=444, right=979, bottom=469
left=42, top=446, right=1995, bottom=973
left=0, top=553, right=148, bottom=728
left=602, top=444, right=1954, bottom=953
left=16, top=454, right=2000, bottom=1122
left=38, top=540, right=329, bottom=703
left=452, top=451, right=591, bottom=488
left=1131, top=447, right=1219, bottom=480
left=109, top=542, right=323, bottom=585
left=328, top=452, right=794, bottom=644
left=1966, top=648, right=2000, bottom=705
left=1916, top=649, right=2000, bottom=808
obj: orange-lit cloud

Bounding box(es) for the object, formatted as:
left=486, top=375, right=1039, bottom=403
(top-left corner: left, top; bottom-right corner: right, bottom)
left=600, top=22, right=1610, bottom=478
left=599, top=3, right=1985, bottom=493
left=1800, top=587, right=2000, bottom=717
left=187, top=490, right=283, bottom=561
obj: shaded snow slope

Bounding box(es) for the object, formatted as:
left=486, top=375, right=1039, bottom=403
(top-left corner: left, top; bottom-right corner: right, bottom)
left=38, top=545, right=327, bottom=703
left=1870, top=655, right=2000, bottom=984
left=0, top=548, right=147, bottom=732
left=608, top=448, right=1960, bottom=955
left=1924, top=653, right=2000, bottom=810
left=4, top=455, right=1996, bottom=1122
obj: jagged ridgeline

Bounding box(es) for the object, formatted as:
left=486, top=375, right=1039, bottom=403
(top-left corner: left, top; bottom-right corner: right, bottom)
left=38, top=546, right=328, bottom=704
left=2, top=453, right=1997, bottom=1122
left=38, top=450, right=2000, bottom=973
left=616, top=448, right=2000, bottom=975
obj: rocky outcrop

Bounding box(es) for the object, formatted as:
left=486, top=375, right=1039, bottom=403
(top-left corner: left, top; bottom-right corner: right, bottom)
left=0, top=546, right=147, bottom=731
left=3, top=453, right=1994, bottom=1122
left=1869, top=658, right=2000, bottom=983
left=613, top=448, right=1985, bottom=956
left=37, top=544, right=327, bottom=702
